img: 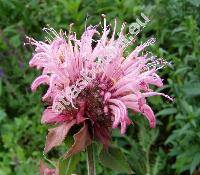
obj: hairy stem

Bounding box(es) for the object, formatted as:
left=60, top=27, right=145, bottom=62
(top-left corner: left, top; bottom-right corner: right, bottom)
left=86, top=144, right=96, bottom=175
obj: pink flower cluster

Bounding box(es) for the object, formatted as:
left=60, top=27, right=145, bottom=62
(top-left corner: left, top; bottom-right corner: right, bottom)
left=29, top=19, right=172, bottom=144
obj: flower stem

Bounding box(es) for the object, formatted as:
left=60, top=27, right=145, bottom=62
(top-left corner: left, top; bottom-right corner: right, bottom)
left=86, top=144, right=96, bottom=175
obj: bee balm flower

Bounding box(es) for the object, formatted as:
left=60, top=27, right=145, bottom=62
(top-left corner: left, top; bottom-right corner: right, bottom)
left=28, top=19, right=172, bottom=153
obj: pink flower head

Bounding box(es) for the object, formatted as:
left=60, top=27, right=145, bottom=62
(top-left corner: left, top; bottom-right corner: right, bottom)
left=29, top=18, right=172, bottom=148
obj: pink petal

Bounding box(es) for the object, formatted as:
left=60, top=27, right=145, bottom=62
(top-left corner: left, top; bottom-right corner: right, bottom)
left=109, top=105, right=121, bottom=128
left=145, top=73, right=163, bottom=87
left=31, top=75, right=50, bottom=91
left=41, top=108, right=70, bottom=124
left=140, top=104, right=156, bottom=128
left=142, top=92, right=173, bottom=101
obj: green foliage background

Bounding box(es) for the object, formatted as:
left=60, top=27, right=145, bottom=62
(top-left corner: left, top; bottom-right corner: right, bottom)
left=0, top=0, right=200, bottom=174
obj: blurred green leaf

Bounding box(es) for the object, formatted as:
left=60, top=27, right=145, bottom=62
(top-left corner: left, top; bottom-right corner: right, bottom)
left=0, top=109, right=6, bottom=123
left=10, top=35, right=21, bottom=48
left=186, top=0, right=200, bottom=7
left=183, top=83, right=200, bottom=96
left=156, top=108, right=177, bottom=116
left=0, top=78, right=2, bottom=96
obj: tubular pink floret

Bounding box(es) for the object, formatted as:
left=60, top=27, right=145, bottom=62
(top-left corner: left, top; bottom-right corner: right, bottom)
left=31, top=75, right=50, bottom=91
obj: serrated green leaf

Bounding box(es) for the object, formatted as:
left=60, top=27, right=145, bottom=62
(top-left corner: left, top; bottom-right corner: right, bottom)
left=57, top=154, right=80, bottom=175
left=190, top=153, right=200, bottom=174
left=99, top=146, right=133, bottom=174
left=180, top=100, right=193, bottom=114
